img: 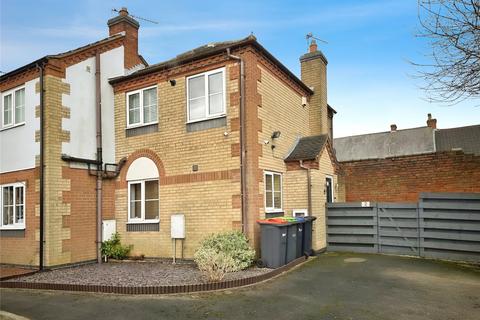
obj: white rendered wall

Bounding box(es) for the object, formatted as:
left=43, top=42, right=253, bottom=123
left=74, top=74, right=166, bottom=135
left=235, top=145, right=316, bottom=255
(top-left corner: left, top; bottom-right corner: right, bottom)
left=0, top=78, right=40, bottom=173
left=62, top=46, right=124, bottom=164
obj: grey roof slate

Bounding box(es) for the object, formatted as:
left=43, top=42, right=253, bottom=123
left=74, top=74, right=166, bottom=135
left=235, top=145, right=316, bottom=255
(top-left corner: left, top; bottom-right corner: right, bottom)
left=285, top=134, right=328, bottom=161
left=435, top=125, right=480, bottom=155
left=334, top=127, right=435, bottom=162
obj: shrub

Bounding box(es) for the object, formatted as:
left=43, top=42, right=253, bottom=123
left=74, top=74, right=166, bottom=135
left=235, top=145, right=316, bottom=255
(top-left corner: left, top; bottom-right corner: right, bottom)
left=194, top=231, right=255, bottom=281
left=101, top=233, right=133, bottom=260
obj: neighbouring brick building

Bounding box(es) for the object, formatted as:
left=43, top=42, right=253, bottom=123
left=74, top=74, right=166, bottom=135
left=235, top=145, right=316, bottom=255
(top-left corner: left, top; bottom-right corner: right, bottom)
left=1, top=8, right=341, bottom=268
left=335, top=116, right=480, bottom=202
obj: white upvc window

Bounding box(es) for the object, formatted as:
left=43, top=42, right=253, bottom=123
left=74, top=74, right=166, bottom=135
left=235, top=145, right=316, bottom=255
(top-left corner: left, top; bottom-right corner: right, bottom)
left=126, top=86, right=158, bottom=128
left=2, top=86, right=25, bottom=128
left=186, top=67, right=226, bottom=123
left=264, top=171, right=283, bottom=212
left=1, top=182, right=26, bottom=230
left=128, top=179, right=159, bottom=223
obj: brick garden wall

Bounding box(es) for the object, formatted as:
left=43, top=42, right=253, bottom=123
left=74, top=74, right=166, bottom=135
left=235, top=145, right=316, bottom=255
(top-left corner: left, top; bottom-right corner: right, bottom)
left=341, top=151, right=480, bottom=202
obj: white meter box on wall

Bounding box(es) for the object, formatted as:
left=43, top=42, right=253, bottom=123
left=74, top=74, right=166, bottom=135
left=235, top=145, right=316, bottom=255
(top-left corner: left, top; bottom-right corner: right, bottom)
left=171, top=214, right=185, bottom=239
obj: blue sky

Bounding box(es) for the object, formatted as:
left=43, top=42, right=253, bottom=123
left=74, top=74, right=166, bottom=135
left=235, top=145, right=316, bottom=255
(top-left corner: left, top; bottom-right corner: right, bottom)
left=1, top=0, right=478, bottom=137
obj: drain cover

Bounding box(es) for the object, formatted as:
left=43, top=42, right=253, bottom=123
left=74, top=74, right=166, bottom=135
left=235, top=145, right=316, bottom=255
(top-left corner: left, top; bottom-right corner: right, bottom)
left=344, top=257, right=367, bottom=263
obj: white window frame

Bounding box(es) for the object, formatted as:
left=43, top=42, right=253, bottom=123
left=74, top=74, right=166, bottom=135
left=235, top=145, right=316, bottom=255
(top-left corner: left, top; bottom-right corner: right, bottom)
left=127, top=179, right=159, bottom=224
left=264, top=171, right=283, bottom=213
left=1, top=86, right=25, bottom=129
left=293, top=209, right=308, bottom=217
left=325, top=175, right=335, bottom=203
left=186, top=67, right=226, bottom=123
left=0, top=182, right=26, bottom=230
left=126, top=85, right=158, bottom=128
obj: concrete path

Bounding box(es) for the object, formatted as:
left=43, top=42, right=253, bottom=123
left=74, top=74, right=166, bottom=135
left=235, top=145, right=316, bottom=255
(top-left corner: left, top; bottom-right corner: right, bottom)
left=1, top=252, right=479, bottom=320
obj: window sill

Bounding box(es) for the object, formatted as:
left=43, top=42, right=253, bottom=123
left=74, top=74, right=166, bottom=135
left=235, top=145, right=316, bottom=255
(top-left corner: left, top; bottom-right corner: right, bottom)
left=127, top=220, right=159, bottom=224
left=126, top=121, right=158, bottom=130
left=0, top=226, right=26, bottom=230
left=0, top=122, right=26, bottom=132
left=186, top=114, right=226, bottom=124
left=265, top=210, right=284, bottom=214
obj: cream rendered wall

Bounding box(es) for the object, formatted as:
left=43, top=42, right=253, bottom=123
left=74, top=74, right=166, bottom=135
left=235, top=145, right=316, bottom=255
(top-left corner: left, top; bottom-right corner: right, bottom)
left=0, top=78, right=40, bottom=173
left=62, top=46, right=124, bottom=164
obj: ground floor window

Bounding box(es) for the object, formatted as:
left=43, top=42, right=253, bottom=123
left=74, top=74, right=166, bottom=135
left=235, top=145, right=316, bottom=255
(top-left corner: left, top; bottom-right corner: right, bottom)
left=128, top=180, right=159, bottom=222
left=265, top=171, right=282, bottom=212
left=1, top=182, right=25, bottom=229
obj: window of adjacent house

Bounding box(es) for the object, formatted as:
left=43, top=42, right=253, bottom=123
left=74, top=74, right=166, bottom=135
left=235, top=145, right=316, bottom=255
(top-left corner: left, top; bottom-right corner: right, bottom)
left=187, top=67, right=225, bottom=122
left=265, top=172, right=282, bottom=212
left=2, top=87, right=25, bottom=128
left=126, top=86, right=157, bottom=127
left=128, top=180, right=159, bottom=222
left=1, top=183, right=25, bottom=229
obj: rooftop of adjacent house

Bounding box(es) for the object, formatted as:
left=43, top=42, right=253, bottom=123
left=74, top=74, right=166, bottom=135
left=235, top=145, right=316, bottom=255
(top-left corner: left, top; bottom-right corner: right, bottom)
left=285, top=134, right=329, bottom=161
left=334, top=117, right=480, bottom=162
left=435, top=124, right=480, bottom=156
left=334, top=126, right=435, bottom=162
left=108, top=35, right=313, bottom=95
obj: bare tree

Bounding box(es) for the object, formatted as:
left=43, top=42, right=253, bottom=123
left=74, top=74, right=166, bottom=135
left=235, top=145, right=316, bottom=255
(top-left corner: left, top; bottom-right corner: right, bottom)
left=414, top=0, right=480, bottom=104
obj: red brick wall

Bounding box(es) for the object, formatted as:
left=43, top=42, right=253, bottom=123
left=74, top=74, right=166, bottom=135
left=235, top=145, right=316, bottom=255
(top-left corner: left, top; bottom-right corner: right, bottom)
left=341, top=151, right=480, bottom=202
left=62, top=167, right=115, bottom=263
left=0, top=168, right=39, bottom=266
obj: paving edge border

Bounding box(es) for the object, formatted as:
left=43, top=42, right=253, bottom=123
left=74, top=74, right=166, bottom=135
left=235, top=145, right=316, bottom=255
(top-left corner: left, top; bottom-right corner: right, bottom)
left=0, top=256, right=308, bottom=295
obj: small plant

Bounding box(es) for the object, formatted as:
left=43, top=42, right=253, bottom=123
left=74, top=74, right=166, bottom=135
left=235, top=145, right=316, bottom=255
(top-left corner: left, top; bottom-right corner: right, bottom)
left=194, top=231, right=255, bottom=282
left=101, top=233, right=133, bottom=260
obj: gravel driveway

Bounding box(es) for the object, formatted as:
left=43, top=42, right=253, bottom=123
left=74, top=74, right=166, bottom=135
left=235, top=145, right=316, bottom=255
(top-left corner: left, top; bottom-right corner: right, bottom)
left=7, top=261, right=270, bottom=286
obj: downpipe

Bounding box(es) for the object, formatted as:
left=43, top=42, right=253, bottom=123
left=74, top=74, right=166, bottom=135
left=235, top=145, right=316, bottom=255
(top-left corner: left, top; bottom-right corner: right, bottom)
left=226, top=48, right=247, bottom=236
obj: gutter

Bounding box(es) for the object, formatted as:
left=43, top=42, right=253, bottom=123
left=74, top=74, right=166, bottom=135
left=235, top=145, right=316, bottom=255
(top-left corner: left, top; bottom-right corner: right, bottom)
left=226, top=48, right=248, bottom=236
left=299, top=160, right=312, bottom=216
left=36, top=62, right=45, bottom=270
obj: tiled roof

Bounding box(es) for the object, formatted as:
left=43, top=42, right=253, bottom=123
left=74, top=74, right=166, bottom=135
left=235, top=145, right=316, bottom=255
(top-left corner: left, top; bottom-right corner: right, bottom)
left=435, top=125, right=480, bottom=155
left=109, top=35, right=313, bottom=94
left=0, top=34, right=125, bottom=81
left=333, top=127, right=435, bottom=162
left=285, top=134, right=329, bottom=161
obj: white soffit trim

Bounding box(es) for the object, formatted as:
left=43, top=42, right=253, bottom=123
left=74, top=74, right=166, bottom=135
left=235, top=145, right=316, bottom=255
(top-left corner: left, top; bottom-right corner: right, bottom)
left=126, top=157, right=159, bottom=181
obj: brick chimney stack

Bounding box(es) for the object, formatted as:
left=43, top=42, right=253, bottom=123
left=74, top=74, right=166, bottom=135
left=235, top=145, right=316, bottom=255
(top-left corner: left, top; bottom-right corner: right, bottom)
left=300, top=38, right=329, bottom=136
left=390, top=124, right=397, bottom=132
left=426, top=113, right=437, bottom=129
left=107, top=7, right=142, bottom=69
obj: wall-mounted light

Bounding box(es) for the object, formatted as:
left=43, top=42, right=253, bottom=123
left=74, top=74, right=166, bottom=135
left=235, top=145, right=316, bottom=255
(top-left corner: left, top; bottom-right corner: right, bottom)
left=169, top=79, right=176, bottom=86
left=271, top=131, right=281, bottom=139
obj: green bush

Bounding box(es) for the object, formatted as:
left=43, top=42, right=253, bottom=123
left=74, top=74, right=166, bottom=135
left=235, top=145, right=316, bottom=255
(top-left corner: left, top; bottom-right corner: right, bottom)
left=194, top=231, right=255, bottom=281
left=101, top=233, right=133, bottom=260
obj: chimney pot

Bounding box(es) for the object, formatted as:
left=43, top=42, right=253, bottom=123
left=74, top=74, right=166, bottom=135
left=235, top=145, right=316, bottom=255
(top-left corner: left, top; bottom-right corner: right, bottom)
left=390, top=124, right=397, bottom=132
left=426, top=113, right=437, bottom=129
left=309, top=39, right=318, bottom=53
left=119, top=7, right=129, bottom=16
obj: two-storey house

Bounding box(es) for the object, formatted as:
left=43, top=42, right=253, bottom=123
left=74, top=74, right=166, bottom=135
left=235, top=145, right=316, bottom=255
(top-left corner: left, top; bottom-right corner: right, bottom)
left=0, top=8, right=341, bottom=268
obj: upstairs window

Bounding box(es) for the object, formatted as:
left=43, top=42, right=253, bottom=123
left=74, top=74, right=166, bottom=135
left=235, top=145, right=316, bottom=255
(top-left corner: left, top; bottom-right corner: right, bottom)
left=264, top=171, right=283, bottom=212
left=187, top=67, right=225, bottom=122
left=126, top=86, right=157, bottom=127
left=2, top=87, right=25, bottom=128
left=1, top=183, right=25, bottom=229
